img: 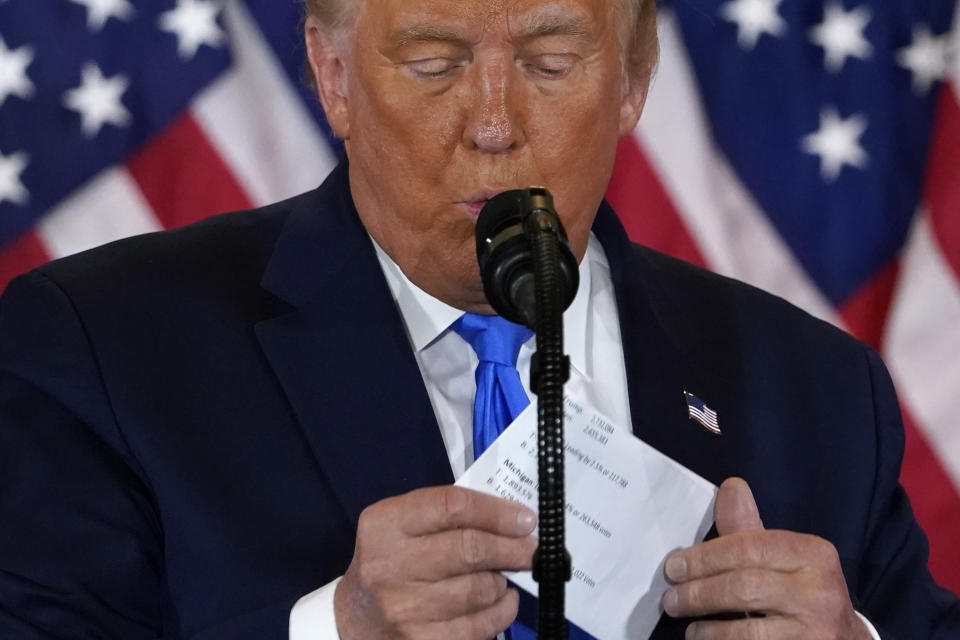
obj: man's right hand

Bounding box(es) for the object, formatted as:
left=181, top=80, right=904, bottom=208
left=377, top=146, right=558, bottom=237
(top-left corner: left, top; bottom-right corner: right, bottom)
left=333, top=486, right=538, bottom=640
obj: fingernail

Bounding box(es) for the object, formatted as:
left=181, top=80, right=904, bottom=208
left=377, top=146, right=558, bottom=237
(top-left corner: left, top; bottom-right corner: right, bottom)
left=517, top=508, right=536, bottom=531
left=665, top=555, right=686, bottom=580
left=662, top=588, right=678, bottom=615
left=685, top=622, right=698, bottom=640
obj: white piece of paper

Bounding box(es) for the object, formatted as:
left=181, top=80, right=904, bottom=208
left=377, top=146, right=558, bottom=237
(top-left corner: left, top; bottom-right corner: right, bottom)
left=456, top=395, right=716, bottom=640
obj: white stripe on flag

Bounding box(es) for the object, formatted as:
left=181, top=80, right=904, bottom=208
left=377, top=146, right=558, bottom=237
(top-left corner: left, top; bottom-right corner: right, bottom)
left=37, top=166, right=162, bottom=260
left=886, top=210, right=960, bottom=488
left=638, top=9, right=837, bottom=325
left=192, top=0, right=337, bottom=207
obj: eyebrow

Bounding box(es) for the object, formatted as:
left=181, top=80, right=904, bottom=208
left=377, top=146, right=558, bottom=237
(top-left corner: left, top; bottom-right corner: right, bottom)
left=390, top=25, right=467, bottom=49
left=513, top=14, right=593, bottom=41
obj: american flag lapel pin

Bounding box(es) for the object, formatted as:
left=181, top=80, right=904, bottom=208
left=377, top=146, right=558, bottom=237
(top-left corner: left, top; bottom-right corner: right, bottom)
left=684, top=391, right=721, bottom=435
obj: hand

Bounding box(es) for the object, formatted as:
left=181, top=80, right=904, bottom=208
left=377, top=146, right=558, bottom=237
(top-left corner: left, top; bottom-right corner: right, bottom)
left=334, top=485, right=537, bottom=640
left=662, top=478, right=871, bottom=639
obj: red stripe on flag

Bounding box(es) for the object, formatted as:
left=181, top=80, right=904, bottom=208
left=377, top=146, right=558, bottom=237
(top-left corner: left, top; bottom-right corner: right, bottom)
left=606, top=137, right=707, bottom=268
left=900, top=408, right=960, bottom=593
left=0, top=231, right=51, bottom=294
left=837, top=260, right=899, bottom=352
left=924, top=84, right=960, bottom=284
left=127, top=113, right=254, bottom=230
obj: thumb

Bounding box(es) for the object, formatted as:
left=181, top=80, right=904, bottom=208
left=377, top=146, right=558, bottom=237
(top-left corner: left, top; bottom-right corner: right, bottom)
left=715, top=477, right=764, bottom=536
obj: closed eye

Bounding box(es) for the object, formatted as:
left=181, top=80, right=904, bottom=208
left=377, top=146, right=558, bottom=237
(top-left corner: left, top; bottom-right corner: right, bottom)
left=405, top=58, right=464, bottom=79
left=522, top=54, right=577, bottom=79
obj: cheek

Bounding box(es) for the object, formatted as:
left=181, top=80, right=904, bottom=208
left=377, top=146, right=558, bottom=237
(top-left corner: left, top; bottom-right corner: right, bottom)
left=354, top=75, right=462, bottom=167
left=532, top=83, right=621, bottom=154
left=524, top=90, right=621, bottom=254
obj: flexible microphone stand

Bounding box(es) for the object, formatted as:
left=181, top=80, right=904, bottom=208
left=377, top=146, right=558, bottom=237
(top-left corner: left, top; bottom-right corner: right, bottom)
left=475, top=188, right=579, bottom=640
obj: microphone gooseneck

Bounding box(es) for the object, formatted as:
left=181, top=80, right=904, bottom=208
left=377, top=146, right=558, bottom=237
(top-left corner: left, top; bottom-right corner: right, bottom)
left=475, top=188, right=578, bottom=640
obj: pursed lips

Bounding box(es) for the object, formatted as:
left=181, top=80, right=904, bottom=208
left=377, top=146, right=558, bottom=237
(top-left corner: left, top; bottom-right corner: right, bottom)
left=460, top=189, right=510, bottom=218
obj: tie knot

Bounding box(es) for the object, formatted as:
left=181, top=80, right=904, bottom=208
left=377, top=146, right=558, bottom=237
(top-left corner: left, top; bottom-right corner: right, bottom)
left=452, top=313, right=533, bottom=367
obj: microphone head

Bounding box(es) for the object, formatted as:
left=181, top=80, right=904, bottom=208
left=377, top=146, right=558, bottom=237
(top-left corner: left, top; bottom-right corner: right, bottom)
left=475, top=188, right=579, bottom=328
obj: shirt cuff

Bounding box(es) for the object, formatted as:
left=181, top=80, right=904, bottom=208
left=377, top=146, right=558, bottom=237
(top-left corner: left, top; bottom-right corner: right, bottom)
left=289, top=576, right=343, bottom=640
left=856, top=611, right=881, bottom=640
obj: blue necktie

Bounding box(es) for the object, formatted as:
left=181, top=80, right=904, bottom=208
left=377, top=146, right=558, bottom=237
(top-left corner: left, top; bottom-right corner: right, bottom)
left=453, top=313, right=534, bottom=460
left=453, top=314, right=594, bottom=640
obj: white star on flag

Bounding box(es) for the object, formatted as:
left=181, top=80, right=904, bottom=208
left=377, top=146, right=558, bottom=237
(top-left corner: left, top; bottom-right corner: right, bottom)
left=809, top=2, right=873, bottom=73
left=801, top=106, right=869, bottom=182
left=896, top=25, right=951, bottom=96
left=158, top=0, right=227, bottom=61
left=68, top=0, right=135, bottom=31
left=63, top=63, right=131, bottom=138
left=0, top=149, right=29, bottom=207
left=0, top=36, right=36, bottom=109
left=719, top=0, right=788, bottom=51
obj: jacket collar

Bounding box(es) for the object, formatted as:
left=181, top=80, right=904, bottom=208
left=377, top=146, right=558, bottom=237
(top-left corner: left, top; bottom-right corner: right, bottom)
left=592, top=200, right=742, bottom=486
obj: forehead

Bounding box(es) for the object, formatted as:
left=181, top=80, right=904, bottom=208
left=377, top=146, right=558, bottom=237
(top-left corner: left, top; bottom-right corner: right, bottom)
left=359, top=0, right=615, bottom=39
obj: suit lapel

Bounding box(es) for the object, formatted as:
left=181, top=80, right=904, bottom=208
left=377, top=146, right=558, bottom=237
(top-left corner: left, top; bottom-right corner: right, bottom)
left=593, top=202, right=743, bottom=487
left=255, top=163, right=453, bottom=528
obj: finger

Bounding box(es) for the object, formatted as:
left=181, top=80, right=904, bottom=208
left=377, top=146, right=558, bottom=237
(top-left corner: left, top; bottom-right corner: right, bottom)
left=411, top=528, right=538, bottom=579
left=389, top=486, right=536, bottom=537
left=665, top=530, right=824, bottom=582
left=421, top=587, right=520, bottom=640
left=715, top=477, right=763, bottom=536
left=684, top=616, right=800, bottom=640
left=415, top=572, right=508, bottom=621
left=663, top=568, right=797, bottom=618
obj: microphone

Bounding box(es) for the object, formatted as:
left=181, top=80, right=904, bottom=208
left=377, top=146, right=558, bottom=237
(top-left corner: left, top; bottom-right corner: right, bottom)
left=474, top=187, right=579, bottom=640
left=474, top=188, right=579, bottom=329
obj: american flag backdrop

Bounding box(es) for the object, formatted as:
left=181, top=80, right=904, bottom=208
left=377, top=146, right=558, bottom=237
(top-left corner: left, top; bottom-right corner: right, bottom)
left=0, top=0, right=957, bottom=596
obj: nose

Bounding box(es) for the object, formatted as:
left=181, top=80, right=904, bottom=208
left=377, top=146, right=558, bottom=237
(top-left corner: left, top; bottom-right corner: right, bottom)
left=462, top=57, right=524, bottom=153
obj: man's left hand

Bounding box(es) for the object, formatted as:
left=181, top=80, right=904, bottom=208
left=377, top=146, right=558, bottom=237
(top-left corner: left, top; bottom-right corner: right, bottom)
left=662, top=477, right=872, bottom=639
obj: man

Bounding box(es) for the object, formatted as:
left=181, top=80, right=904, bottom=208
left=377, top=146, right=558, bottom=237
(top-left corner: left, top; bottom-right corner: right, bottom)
left=0, top=0, right=956, bottom=639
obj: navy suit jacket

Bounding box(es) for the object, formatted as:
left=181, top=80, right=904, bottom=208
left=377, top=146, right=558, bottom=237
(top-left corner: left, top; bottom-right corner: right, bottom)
left=0, top=162, right=957, bottom=639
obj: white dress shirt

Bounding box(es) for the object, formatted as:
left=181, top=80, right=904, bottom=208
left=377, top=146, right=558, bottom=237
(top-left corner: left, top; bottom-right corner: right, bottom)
left=288, top=233, right=880, bottom=640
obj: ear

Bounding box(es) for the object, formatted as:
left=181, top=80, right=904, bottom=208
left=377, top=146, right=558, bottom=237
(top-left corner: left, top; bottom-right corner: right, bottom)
left=305, top=15, right=351, bottom=140
left=617, top=70, right=650, bottom=138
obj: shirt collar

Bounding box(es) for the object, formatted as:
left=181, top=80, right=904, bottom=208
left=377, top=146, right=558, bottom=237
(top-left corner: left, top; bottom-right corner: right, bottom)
left=373, top=235, right=594, bottom=380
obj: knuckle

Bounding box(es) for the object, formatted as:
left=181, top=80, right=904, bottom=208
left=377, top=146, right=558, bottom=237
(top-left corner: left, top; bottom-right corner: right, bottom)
left=723, top=531, right=758, bottom=568
left=379, top=595, right=403, bottom=626
left=679, top=580, right=701, bottom=610
left=356, top=500, right=389, bottom=540
left=355, top=507, right=375, bottom=538
left=366, top=586, right=399, bottom=625
left=732, top=568, right=768, bottom=605
left=459, top=528, right=488, bottom=568
left=751, top=533, right=777, bottom=567
left=453, top=575, right=491, bottom=613
left=473, top=571, right=506, bottom=605
left=810, top=535, right=841, bottom=567
left=441, top=486, right=470, bottom=523
left=355, top=556, right=389, bottom=590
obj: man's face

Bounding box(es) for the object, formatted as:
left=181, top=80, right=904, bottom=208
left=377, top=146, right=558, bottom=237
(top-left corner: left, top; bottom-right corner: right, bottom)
left=308, top=0, right=648, bottom=311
